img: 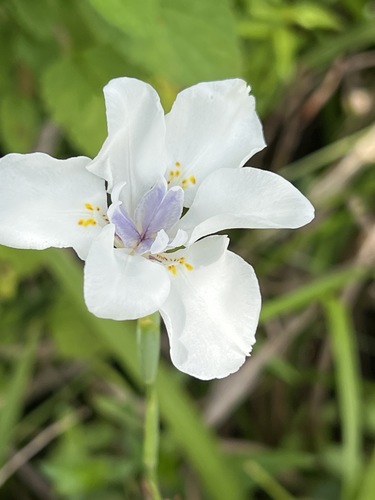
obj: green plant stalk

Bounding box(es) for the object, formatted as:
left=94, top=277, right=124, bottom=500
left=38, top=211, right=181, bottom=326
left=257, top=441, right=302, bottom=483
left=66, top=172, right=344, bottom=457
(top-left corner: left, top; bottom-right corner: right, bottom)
left=137, top=313, right=162, bottom=500
left=143, top=385, right=161, bottom=500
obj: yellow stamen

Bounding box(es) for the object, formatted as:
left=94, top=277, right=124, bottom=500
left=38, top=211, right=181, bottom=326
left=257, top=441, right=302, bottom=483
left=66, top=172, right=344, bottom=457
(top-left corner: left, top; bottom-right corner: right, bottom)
left=181, top=175, right=196, bottom=189
left=78, top=218, right=97, bottom=227
left=167, top=265, right=177, bottom=276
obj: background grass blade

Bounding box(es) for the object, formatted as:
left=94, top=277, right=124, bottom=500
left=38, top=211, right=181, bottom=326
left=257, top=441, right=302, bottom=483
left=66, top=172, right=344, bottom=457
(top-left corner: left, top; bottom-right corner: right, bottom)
left=261, top=266, right=372, bottom=321
left=0, top=322, right=40, bottom=467
left=356, top=444, right=375, bottom=500
left=324, top=295, right=362, bottom=500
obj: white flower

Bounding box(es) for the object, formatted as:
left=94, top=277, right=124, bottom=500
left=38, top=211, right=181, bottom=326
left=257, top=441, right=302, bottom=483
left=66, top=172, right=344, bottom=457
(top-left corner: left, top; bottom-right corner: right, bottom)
left=0, top=78, right=314, bottom=380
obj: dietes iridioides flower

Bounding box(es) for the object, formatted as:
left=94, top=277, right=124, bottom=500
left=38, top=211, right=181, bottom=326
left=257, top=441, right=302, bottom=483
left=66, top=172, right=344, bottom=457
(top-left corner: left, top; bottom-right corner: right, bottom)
left=0, top=78, right=314, bottom=379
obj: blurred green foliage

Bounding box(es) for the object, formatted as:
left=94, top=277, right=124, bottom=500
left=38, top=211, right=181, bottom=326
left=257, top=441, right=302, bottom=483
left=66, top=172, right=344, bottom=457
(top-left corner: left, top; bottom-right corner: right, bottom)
left=0, top=0, right=375, bottom=499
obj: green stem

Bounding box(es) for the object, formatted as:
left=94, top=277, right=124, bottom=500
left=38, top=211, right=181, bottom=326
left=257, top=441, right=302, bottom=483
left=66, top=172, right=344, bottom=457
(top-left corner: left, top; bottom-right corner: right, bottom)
left=137, top=313, right=162, bottom=499
left=143, top=385, right=162, bottom=500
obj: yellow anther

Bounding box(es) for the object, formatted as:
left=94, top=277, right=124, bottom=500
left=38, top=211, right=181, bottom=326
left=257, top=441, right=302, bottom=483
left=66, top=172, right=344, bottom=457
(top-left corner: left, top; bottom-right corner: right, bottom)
left=162, top=256, right=193, bottom=273
left=78, top=203, right=102, bottom=227
left=167, top=265, right=177, bottom=276
left=167, top=170, right=175, bottom=185
left=167, top=165, right=182, bottom=185
left=78, top=218, right=97, bottom=227
left=181, top=175, right=196, bottom=189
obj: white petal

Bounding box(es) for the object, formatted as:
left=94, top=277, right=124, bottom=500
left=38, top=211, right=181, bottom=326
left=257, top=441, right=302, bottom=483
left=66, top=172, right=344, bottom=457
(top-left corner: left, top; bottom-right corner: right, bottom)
left=87, top=78, right=167, bottom=213
left=150, top=229, right=169, bottom=254
left=165, top=79, right=266, bottom=206
left=84, top=224, right=170, bottom=320
left=168, top=228, right=188, bottom=248
left=180, top=167, right=315, bottom=243
left=159, top=236, right=261, bottom=380
left=0, top=153, right=106, bottom=259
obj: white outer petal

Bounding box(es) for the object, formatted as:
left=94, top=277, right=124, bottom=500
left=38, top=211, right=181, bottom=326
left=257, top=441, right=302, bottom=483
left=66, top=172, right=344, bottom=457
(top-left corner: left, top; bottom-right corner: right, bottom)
left=180, top=167, right=315, bottom=243
left=87, top=78, right=167, bottom=212
left=160, top=236, right=261, bottom=380
left=0, top=153, right=106, bottom=259
left=165, top=79, right=266, bottom=206
left=84, top=224, right=171, bottom=320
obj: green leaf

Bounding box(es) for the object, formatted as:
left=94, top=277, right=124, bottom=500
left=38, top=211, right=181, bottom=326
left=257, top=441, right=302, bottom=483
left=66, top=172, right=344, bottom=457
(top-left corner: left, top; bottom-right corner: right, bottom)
left=238, top=20, right=273, bottom=40
left=13, top=32, right=59, bottom=75
left=41, top=57, right=106, bottom=156
left=0, top=94, right=40, bottom=153
left=42, top=423, right=137, bottom=497
left=49, top=293, right=107, bottom=359
left=0, top=246, right=43, bottom=278
left=78, top=45, right=135, bottom=89
left=87, top=0, right=241, bottom=85
left=87, top=0, right=156, bottom=39
left=6, top=0, right=58, bottom=40
left=283, top=3, right=342, bottom=30
left=272, top=28, right=297, bottom=80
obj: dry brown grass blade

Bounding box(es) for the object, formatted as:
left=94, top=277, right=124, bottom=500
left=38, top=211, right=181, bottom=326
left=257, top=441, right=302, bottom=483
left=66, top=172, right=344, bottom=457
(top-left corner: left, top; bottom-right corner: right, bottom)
left=309, top=123, right=375, bottom=204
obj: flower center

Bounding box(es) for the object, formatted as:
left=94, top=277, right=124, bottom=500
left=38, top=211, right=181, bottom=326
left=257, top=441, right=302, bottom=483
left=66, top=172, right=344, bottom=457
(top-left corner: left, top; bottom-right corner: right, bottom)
left=108, top=179, right=187, bottom=254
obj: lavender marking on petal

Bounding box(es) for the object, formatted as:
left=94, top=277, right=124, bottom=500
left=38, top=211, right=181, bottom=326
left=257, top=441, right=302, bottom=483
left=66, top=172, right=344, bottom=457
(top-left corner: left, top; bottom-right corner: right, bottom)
left=134, top=178, right=167, bottom=234
left=109, top=205, right=140, bottom=248
left=109, top=178, right=185, bottom=253
left=145, top=186, right=184, bottom=237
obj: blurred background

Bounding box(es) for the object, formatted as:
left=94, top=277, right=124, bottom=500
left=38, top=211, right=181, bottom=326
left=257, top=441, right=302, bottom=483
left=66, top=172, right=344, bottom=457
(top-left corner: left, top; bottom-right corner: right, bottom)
left=0, top=0, right=375, bottom=499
